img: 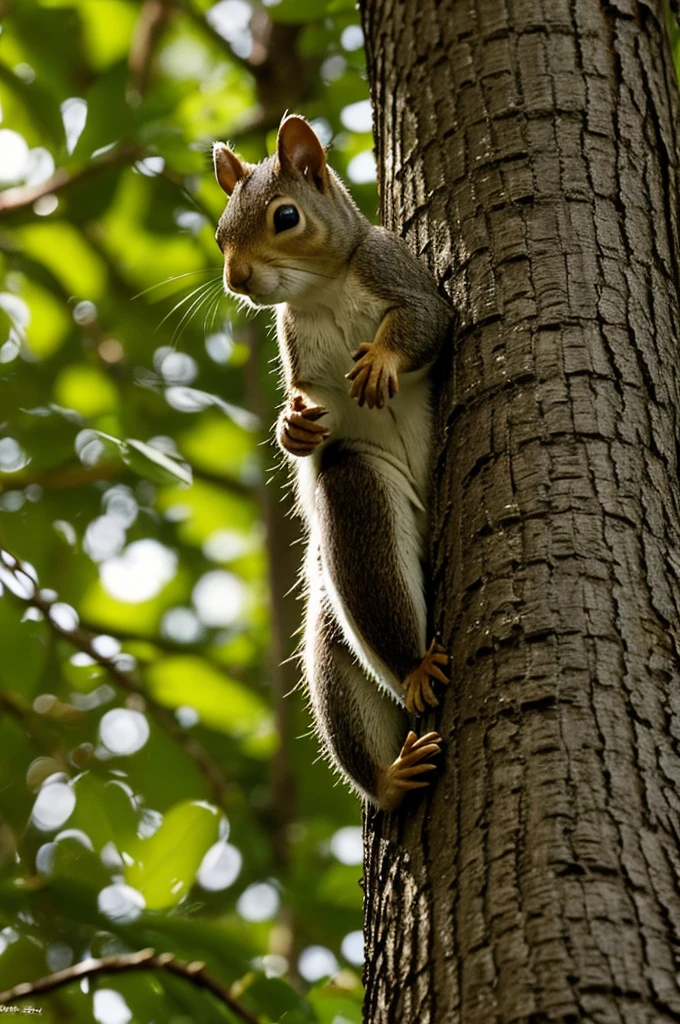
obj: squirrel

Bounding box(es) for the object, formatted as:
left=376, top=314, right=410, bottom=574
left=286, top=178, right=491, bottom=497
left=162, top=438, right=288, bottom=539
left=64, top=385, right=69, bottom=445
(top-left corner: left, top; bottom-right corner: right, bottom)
left=213, top=114, right=452, bottom=811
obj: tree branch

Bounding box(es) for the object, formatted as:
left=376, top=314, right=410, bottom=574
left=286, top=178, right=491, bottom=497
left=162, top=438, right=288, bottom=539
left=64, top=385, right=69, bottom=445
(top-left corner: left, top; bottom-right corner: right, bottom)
left=0, top=547, right=234, bottom=812
left=176, top=0, right=253, bottom=73
left=128, top=0, right=174, bottom=100
left=191, top=466, right=255, bottom=498
left=0, top=947, right=259, bottom=1024
left=175, top=0, right=321, bottom=139
left=0, top=461, right=121, bottom=496
left=0, top=459, right=253, bottom=500
left=0, top=144, right=141, bottom=214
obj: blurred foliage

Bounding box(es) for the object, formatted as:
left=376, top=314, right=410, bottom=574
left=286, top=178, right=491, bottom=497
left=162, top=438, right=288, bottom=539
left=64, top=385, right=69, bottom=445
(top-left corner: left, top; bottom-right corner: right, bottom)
left=0, top=0, right=376, bottom=1020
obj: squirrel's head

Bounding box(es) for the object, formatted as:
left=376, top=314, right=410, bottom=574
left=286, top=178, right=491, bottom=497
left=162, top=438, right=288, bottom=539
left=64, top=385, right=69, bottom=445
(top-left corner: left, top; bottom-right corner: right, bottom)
left=213, top=115, right=362, bottom=307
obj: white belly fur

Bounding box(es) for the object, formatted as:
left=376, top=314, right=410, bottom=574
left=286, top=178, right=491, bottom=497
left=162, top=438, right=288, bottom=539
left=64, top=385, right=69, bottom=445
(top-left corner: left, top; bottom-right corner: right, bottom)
left=284, top=276, right=432, bottom=693
left=286, top=277, right=433, bottom=524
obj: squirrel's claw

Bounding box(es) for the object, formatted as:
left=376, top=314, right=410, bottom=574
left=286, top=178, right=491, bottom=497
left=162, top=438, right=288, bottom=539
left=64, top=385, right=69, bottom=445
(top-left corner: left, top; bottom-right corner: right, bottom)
left=279, top=400, right=329, bottom=457
left=402, top=640, right=450, bottom=715
left=346, top=342, right=400, bottom=409
left=350, top=342, right=372, bottom=363
left=377, top=731, right=443, bottom=810
left=291, top=396, right=328, bottom=420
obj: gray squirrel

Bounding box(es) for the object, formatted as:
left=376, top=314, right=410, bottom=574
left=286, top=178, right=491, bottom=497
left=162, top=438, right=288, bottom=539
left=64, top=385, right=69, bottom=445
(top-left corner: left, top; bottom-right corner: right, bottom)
left=213, top=114, right=452, bottom=810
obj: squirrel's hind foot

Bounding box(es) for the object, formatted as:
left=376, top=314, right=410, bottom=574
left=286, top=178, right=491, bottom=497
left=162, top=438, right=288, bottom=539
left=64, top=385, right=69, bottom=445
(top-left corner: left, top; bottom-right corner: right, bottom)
left=377, top=730, right=442, bottom=811
left=403, top=638, right=449, bottom=714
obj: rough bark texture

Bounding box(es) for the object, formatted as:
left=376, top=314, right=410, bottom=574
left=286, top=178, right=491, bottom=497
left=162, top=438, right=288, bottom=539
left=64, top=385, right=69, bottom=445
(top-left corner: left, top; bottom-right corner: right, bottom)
left=359, top=1, right=680, bottom=1022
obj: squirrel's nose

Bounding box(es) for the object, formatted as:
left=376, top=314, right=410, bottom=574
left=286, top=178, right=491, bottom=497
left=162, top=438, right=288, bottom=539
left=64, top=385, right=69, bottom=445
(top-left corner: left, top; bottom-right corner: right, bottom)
left=226, top=261, right=252, bottom=294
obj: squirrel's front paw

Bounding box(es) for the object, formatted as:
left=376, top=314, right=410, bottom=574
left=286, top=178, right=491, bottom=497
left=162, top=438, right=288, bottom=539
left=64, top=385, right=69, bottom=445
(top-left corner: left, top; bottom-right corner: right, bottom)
left=346, top=342, right=401, bottom=409
left=278, top=398, right=329, bottom=457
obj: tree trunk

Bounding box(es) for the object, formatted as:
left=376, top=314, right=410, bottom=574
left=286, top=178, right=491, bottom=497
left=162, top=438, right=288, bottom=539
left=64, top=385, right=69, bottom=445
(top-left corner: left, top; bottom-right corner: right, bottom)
left=359, top=1, right=680, bottom=1022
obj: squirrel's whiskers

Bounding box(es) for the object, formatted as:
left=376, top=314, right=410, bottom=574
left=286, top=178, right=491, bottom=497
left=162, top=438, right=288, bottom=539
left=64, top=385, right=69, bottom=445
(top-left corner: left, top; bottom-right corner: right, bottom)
left=131, top=268, right=217, bottom=302
left=155, top=279, right=223, bottom=346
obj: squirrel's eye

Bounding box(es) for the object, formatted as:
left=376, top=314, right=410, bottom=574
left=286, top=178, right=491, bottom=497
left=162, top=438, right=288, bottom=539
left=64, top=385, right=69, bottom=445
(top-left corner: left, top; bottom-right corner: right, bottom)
left=273, top=205, right=300, bottom=233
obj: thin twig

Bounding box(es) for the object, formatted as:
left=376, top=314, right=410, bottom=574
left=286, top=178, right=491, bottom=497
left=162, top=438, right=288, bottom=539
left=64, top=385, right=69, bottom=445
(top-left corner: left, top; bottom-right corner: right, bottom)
left=0, top=144, right=141, bottom=214
left=176, top=0, right=253, bottom=72
left=0, top=947, right=260, bottom=1024
left=0, top=547, right=234, bottom=812
left=0, top=690, right=71, bottom=764
left=0, top=459, right=253, bottom=499
left=160, top=165, right=218, bottom=221
left=128, top=0, right=174, bottom=100
left=0, top=461, right=121, bottom=495
left=192, top=466, right=255, bottom=499
left=175, top=0, right=318, bottom=136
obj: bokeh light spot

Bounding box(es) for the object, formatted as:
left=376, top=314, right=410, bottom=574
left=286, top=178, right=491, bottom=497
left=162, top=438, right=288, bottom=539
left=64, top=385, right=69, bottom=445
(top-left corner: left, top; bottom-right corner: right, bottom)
left=99, top=708, right=150, bottom=756
left=237, top=881, right=279, bottom=922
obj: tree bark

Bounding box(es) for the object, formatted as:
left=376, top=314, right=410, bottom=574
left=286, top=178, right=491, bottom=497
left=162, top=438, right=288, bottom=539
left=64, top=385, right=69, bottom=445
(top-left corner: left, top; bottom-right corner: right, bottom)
left=359, top=1, right=680, bottom=1022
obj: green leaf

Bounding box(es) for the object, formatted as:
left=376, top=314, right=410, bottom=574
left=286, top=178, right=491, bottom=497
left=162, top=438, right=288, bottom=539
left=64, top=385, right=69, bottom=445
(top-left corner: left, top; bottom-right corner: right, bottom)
left=79, top=0, right=139, bottom=71
left=74, top=428, right=192, bottom=485
left=69, top=772, right=139, bottom=856
left=0, top=305, right=13, bottom=344
left=0, top=600, right=47, bottom=696
left=54, top=364, right=119, bottom=417
left=157, top=480, right=258, bottom=546
left=79, top=567, right=190, bottom=634
left=178, top=415, right=252, bottom=477
left=13, top=222, right=108, bottom=299
left=122, top=438, right=193, bottom=486
left=307, top=984, right=363, bottom=1024
left=316, top=863, right=365, bottom=908
left=72, top=62, right=136, bottom=158
left=239, top=974, right=314, bottom=1020
left=165, top=386, right=260, bottom=431
left=21, top=278, right=71, bottom=358
left=125, top=800, right=221, bottom=909
left=75, top=427, right=123, bottom=465
left=145, top=656, right=270, bottom=737
left=0, top=62, right=64, bottom=147
left=48, top=834, right=112, bottom=890
left=131, top=914, right=253, bottom=977
left=0, top=935, right=46, bottom=991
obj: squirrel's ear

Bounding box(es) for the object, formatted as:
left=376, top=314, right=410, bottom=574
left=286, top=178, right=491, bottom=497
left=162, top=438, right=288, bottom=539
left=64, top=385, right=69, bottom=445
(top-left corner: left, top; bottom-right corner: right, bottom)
left=213, top=142, right=248, bottom=196
left=277, top=115, right=326, bottom=191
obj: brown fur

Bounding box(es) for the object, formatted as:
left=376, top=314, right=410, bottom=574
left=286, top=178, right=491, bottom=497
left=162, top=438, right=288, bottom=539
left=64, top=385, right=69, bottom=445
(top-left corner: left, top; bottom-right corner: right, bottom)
left=213, top=115, right=453, bottom=808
